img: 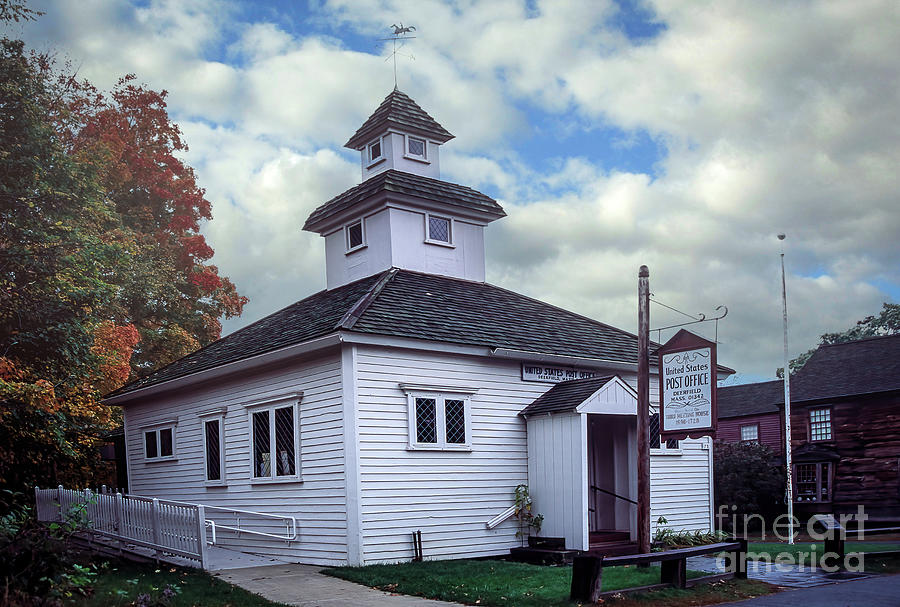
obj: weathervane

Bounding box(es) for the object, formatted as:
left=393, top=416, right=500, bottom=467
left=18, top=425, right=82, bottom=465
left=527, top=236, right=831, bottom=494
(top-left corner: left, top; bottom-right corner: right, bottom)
left=379, top=23, right=416, bottom=89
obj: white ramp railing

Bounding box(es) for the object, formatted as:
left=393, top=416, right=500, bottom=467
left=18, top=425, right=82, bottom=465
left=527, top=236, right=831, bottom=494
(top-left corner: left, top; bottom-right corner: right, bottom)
left=35, top=486, right=208, bottom=568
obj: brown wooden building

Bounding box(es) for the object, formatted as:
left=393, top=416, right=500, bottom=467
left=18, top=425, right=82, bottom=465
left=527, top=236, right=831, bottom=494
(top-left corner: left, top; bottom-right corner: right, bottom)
left=717, top=380, right=784, bottom=455
left=788, top=335, right=900, bottom=520
left=717, top=334, right=900, bottom=521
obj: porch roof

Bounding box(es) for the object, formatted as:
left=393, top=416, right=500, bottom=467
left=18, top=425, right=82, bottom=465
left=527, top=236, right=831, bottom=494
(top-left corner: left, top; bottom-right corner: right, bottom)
left=518, top=375, right=618, bottom=416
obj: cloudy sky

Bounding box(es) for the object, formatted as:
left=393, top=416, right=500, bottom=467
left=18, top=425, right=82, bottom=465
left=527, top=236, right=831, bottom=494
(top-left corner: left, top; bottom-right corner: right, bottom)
left=10, top=0, right=900, bottom=381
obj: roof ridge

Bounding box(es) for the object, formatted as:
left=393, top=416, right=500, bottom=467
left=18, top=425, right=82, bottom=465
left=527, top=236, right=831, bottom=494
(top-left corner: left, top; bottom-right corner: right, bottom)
left=820, top=333, right=900, bottom=347
left=336, top=268, right=399, bottom=330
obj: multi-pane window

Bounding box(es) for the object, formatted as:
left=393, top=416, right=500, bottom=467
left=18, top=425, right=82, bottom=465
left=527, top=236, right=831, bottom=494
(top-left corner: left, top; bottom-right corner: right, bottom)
left=795, top=462, right=831, bottom=502
left=407, top=136, right=426, bottom=159
left=426, top=215, right=452, bottom=244
left=406, top=390, right=472, bottom=450
left=250, top=403, right=299, bottom=480
left=649, top=412, right=679, bottom=450
left=809, top=407, right=832, bottom=441
left=203, top=417, right=225, bottom=483
left=368, top=138, right=382, bottom=163
left=143, top=427, right=175, bottom=460
left=740, top=424, right=759, bottom=442
left=346, top=220, right=364, bottom=251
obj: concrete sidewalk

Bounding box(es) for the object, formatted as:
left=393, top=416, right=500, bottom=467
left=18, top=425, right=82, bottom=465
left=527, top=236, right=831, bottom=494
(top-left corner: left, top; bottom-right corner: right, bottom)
left=726, top=573, right=900, bottom=605
left=216, top=564, right=465, bottom=607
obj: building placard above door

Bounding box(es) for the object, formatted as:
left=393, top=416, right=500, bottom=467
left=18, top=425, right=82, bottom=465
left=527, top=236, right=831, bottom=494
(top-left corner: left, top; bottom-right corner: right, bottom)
left=521, top=363, right=598, bottom=383
left=658, top=329, right=717, bottom=440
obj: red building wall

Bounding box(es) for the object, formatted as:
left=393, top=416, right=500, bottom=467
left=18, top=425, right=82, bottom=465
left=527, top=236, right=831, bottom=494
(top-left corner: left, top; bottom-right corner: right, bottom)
left=718, top=412, right=784, bottom=455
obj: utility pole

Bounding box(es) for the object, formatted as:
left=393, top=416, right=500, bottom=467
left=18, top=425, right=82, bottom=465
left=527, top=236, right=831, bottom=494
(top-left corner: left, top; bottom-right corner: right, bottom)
left=778, top=234, right=795, bottom=544
left=637, top=265, right=651, bottom=554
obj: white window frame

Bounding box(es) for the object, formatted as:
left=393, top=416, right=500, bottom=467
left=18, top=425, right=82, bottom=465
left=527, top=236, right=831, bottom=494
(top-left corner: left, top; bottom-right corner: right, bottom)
left=142, top=421, right=177, bottom=462
left=400, top=384, right=476, bottom=451
left=740, top=423, right=760, bottom=442
left=345, top=219, right=366, bottom=253
left=424, top=213, right=454, bottom=248
left=366, top=137, right=384, bottom=167
left=199, top=409, right=226, bottom=486
left=245, top=393, right=302, bottom=483
left=809, top=406, right=833, bottom=442
left=404, top=135, right=428, bottom=162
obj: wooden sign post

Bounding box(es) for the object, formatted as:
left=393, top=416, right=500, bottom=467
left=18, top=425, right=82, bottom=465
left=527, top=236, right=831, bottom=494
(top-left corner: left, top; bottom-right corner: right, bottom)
left=658, top=329, right=718, bottom=441
left=637, top=266, right=651, bottom=555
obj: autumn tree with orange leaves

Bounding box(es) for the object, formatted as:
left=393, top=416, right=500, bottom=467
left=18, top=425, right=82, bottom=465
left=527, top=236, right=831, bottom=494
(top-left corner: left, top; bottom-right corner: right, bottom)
left=0, top=9, right=246, bottom=491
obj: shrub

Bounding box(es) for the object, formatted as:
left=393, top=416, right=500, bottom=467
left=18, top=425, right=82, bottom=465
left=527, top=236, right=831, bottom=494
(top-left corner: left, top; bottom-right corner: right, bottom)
left=0, top=490, right=96, bottom=606
left=714, top=440, right=786, bottom=532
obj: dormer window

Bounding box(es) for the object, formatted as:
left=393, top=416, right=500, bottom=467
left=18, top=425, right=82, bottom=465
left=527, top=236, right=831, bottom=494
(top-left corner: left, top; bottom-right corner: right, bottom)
left=367, top=138, right=383, bottom=164
left=345, top=220, right=365, bottom=252
left=425, top=213, right=453, bottom=246
left=406, top=136, right=427, bottom=161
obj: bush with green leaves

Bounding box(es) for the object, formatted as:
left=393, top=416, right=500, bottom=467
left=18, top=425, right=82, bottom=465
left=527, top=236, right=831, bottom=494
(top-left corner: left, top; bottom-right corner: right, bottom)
left=0, top=490, right=96, bottom=606
left=714, top=440, right=786, bottom=532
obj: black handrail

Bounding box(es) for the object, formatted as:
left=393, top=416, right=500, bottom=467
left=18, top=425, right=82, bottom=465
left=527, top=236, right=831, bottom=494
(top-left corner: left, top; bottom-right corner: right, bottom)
left=590, top=485, right=637, bottom=505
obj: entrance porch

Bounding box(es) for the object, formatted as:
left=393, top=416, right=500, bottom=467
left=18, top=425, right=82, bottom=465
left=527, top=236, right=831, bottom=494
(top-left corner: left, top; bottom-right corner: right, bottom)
left=521, top=375, right=639, bottom=553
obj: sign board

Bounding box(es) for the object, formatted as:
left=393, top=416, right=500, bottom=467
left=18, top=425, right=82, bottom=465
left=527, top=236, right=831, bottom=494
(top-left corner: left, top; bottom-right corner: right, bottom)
left=658, top=329, right=717, bottom=440
left=521, top=363, right=598, bottom=384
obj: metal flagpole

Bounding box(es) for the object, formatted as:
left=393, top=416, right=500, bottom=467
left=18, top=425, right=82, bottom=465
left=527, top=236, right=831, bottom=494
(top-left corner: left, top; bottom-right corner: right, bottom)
left=779, top=234, right=795, bottom=544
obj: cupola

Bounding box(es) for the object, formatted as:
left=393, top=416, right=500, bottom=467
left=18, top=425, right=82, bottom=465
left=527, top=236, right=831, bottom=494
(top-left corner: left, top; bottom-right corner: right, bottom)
left=344, top=88, right=454, bottom=181
left=303, top=90, right=505, bottom=289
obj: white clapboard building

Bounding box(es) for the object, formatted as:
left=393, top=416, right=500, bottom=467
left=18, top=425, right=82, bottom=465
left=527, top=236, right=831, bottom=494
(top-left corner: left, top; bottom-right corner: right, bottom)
left=107, top=90, right=729, bottom=566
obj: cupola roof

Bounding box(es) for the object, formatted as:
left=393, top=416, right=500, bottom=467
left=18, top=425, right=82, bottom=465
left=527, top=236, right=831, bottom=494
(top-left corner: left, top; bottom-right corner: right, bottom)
left=302, top=169, right=505, bottom=233
left=344, top=89, right=454, bottom=150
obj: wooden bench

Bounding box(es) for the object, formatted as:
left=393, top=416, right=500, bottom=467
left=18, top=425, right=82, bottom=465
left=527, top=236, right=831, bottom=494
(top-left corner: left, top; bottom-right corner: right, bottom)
left=570, top=540, right=747, bottom=603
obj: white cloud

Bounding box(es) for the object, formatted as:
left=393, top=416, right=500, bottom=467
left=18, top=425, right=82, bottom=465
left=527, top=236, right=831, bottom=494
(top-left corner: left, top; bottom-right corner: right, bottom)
left=18, top=0, right=900, bottom=378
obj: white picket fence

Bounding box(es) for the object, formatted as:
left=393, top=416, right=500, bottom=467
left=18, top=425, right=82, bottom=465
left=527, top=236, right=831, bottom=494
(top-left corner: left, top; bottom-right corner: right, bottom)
left=35, top=486, right=208, bottom=568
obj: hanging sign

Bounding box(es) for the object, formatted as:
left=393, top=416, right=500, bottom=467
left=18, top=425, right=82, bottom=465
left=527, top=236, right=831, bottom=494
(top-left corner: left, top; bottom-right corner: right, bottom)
left=521, top=363, right=598, bottom=384
left=658, top=329, right=717, bottom=440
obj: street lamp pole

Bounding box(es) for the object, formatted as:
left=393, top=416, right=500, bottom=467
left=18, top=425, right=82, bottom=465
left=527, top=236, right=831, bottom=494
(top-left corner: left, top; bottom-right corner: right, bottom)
left=779, top=233, right=794, bottom=544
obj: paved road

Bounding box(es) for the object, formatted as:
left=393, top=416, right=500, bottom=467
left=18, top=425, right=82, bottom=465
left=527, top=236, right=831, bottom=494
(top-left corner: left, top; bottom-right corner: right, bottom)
left=216, top=564, right=464, bottom=607
left=728, top=573, right=900, bottom=606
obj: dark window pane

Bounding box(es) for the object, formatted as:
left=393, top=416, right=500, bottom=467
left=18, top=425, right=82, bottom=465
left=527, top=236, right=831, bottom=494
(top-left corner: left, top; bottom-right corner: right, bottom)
left=649, top=413, right=661, bottom=449
left=205, top=420, right=221, bottom=481
left=416, top=398, right=437, bottom=443
left=253, top=411, right=270, bottom=477
left=408, top=137, right=425, bottom=157
left=274, top=406, right=295, bottom=476
left=145, top=431, right=158, bottom=459
left=428, top=216, right=450, bottom=242
left=665, top=438, right=680, bottom=449
left=348, top=222, right=363, bottom=249
left=159, top=428, right=173, bottom=457
left=369, top=140, right=381, bottom=161
left=445, top=399, right=466, bottom=444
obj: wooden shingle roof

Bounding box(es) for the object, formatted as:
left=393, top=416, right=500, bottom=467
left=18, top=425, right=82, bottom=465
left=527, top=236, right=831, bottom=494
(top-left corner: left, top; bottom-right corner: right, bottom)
left=791, top=334, right=900, bottom=401
left=518, top=376, right=618, bottom=417
left=302, top=170, right=505, bottom=232
left=716, top=334, right=900, bottom=418
left=110, top=270, right=662, bottom=399
left=344, top=89, right=454, bottom=150
left=717, top=380, right=784, bottom=419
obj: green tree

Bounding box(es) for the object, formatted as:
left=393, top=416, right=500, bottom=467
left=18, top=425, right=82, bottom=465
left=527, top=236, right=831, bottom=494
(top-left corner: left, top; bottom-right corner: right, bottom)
left=0, top=4, right=246, bottom=491
left=0, top=36, right=124, bottom=489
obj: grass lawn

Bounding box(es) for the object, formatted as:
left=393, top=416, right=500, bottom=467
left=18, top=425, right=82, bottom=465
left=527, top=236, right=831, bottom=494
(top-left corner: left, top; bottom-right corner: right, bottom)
left=75, top=561, right=287, bottom=607
left=745, top=541, right=900, bottom=561
left=322, top=559, right=775, bottom=607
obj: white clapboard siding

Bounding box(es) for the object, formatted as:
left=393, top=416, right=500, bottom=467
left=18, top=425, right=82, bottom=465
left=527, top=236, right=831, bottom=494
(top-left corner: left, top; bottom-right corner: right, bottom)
left=354, top=346, right=551, bottom=564
left=123, top=353, right=349, bottom=566
left=650, top=437, right=714, bottom=534
left=527, top=412, right=588, bottom=551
